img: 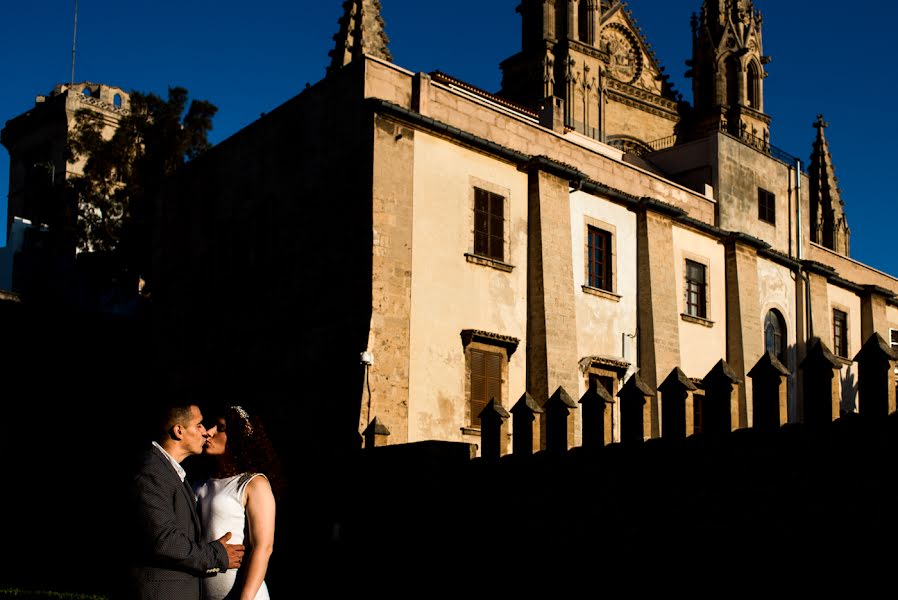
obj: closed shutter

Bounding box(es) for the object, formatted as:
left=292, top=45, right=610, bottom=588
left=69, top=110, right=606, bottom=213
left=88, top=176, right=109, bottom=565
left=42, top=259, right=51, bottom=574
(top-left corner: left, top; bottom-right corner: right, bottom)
left=471, top=349, right=503, bottom=426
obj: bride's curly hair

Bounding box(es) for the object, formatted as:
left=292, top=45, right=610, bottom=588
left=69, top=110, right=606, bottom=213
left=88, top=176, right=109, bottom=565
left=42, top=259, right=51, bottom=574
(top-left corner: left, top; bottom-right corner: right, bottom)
left=210, top=405, right=286, bottom=500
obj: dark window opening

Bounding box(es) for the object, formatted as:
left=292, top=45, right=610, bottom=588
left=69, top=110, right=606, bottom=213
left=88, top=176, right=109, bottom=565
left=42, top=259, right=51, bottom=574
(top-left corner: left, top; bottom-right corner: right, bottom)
left=764, top=309, right=787, bottom=365
left=589, top=373, right=614, bottom=397
left=725, top=56, right=740, bottom=108
left=747, top=62, right=760, bottom=109
left=693, top=391, right=704, bottom=434
left=758, top=188, right=776, bottom=224
left=833, top=309, right=848, bottom=358
left=578, top=3, right=591, bottom=43
left=685, top=259, right=707, bottom=319
left=587, top=226, right=613, bottom=291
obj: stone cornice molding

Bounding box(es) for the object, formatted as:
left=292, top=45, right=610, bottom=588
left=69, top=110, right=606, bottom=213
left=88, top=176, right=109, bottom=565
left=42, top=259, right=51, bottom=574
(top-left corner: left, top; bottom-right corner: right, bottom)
left=606, top=80, right=680, bottom=121
left=460, top=329, right=521, bottom=359
left=580, top=355, right=631, bottom=373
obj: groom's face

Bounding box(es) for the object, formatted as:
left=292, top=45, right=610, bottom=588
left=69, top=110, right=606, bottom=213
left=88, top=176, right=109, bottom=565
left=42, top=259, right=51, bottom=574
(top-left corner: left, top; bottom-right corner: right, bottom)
left=179, top=405, right=209, bottom=456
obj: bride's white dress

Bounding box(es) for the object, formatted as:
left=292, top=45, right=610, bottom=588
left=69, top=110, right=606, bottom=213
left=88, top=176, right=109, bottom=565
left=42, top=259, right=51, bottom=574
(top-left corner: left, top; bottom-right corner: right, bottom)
left=196, top=473, right=270, bottom=600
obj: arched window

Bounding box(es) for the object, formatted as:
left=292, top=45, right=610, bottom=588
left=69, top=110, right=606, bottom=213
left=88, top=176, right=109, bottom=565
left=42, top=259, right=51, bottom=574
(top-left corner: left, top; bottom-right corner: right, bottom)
left=82, top=87, right=92, bottom=97
left=113, top=94, right=122, bottom=108
left=724, top=56, right=740, bottom=108
left=764, top=309, right=787, bottom=364
left=747, top=62, right=760, bottom=109
left=578, top=2, right=590, bottom=43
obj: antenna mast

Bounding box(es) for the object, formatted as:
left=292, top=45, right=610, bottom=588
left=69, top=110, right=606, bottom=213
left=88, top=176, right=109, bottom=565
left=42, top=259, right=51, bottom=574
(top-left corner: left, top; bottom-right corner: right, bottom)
left=71, top=0, right=79, bottom=86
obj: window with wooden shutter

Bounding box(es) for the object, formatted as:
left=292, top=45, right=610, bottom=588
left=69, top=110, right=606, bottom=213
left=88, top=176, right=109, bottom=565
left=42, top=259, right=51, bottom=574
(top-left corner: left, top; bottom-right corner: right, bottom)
left=758, top=188, right=776, bottom=224
left=473, top=188, right=505, bottom=262
left=685, top=259, right=707, bottom=319
left=587, top=226, right=613, bottom=292
left=833, top=309, right=848, bottom=358
left=470, top=348, right=503, bottom=427
left=693, top=390, right=704, bottom=434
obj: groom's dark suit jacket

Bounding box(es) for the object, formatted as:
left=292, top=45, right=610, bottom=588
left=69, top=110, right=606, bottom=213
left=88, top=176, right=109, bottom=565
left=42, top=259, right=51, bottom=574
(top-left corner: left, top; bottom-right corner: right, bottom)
left=127, top=445, right=228, bottom=600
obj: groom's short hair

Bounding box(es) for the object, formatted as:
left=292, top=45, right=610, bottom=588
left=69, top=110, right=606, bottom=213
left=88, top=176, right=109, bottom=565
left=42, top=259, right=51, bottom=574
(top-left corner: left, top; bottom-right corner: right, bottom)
left=153, top=401, right=198, bottom=441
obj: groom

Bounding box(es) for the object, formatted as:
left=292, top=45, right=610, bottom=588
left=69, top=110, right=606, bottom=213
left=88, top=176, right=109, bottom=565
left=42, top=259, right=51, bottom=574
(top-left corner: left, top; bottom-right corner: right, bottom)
left=127, top=401, right=244, bottom=599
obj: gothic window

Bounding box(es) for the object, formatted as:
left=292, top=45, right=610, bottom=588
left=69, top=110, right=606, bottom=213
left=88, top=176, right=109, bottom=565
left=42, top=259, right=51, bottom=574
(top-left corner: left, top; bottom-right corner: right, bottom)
left=113, top=94, right=122, bottom=108
left=747, top=62, right=761, bottom=109
left=587, top=226, right=613, bottom=292
left=724, top=55, right=740, bottom=108
left=578, top=2, right=593, bottom=44
left=833, top=309, right=848, bottom=358
left=685, top=259, right=708, bottom=319
left=473, top=187, right=505, bottom=262
left=764, top=309, right=786, bottom=365
left=758, top=188, right=776, bottom=224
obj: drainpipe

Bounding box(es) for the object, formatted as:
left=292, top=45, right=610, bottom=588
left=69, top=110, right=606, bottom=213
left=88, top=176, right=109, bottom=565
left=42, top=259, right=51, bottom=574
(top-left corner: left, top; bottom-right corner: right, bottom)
left=796, top=159, right=803, bottom=261
left=788, top=163, right=793, bottom=259
left=796, top=159, right=812, bottom=341
left=794, top=159, right=806, bottom=423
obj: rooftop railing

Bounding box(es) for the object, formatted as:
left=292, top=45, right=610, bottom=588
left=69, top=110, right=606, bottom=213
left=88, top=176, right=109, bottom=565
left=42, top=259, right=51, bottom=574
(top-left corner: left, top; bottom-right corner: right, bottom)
left=637, top=124, right=807, bottom=173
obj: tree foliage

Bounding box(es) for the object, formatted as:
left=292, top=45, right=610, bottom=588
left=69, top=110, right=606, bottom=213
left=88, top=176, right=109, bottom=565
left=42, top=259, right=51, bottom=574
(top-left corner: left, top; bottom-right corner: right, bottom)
left=67, top=86, right=217, bottom=273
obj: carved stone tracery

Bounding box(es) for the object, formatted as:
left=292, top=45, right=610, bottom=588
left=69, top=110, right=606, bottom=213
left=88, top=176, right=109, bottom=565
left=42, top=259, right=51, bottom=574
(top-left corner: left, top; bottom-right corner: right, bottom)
left=600, top=22, right=643, bottom=85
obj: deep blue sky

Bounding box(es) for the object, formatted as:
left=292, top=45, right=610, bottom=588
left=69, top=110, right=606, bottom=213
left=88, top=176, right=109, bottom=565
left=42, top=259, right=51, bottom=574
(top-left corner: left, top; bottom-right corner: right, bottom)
left=1, top=1, right=895, bottom=275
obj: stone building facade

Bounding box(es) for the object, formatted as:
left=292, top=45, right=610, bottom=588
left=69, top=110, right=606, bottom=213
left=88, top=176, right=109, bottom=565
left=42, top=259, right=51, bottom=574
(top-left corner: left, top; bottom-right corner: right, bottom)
left=3, top=1, right=894, bottom=456
left=146, top=0, right=898, bottom=455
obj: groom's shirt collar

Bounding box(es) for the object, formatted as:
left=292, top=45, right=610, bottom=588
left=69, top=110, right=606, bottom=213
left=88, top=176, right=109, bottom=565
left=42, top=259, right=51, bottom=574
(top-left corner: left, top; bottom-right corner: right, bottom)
left=152, top=441, right=187, bottom=482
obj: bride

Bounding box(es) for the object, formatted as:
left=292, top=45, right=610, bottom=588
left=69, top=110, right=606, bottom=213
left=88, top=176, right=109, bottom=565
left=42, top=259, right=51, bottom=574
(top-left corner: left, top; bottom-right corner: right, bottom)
left=195, top=405, right=282, bottom=600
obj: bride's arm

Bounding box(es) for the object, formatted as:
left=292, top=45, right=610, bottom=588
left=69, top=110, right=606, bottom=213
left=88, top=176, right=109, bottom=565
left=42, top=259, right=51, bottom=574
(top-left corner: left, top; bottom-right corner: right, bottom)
left=240, top=475, right=276, bottom=600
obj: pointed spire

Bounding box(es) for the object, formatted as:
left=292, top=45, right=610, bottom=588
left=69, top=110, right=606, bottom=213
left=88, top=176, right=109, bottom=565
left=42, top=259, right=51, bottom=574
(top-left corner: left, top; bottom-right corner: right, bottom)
left=327, top=0, right=393, bottom=75
left=809, top=114, right=850, bottom=255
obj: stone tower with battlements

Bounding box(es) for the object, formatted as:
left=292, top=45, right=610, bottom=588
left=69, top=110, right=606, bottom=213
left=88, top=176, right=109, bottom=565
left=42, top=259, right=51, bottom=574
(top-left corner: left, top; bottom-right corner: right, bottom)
left=1, top=82, right=130, bottom=243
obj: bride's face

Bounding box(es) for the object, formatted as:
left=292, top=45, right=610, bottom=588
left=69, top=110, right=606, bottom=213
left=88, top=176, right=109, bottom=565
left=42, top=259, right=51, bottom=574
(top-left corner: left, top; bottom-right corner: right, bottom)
left=203, top=417, right=228, bottom=456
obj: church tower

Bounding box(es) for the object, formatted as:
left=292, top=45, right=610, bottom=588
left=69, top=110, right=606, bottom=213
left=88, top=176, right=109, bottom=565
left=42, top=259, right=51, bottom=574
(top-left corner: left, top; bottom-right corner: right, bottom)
left=327, top=0, right=392, bottom=74
left=686, top=0, right=770, bottom=142
left=499, top=1, right=680, bottom=151
left=808, top=115, right=850, bottom=256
